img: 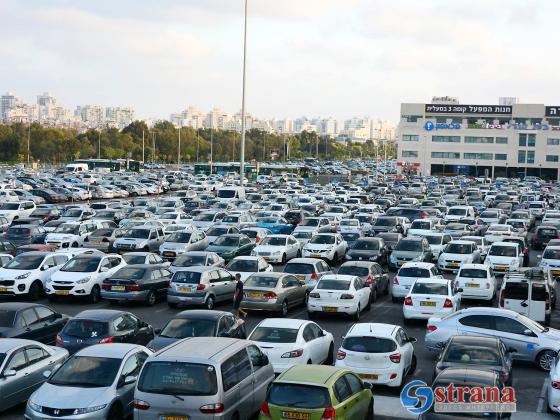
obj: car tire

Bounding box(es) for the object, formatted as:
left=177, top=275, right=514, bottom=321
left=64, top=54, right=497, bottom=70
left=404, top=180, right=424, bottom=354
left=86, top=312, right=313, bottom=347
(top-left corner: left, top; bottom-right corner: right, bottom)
left=409, top=354, right=417, bottom=375
left=545, top=314, right=551, bottom=326
left=353, top=304, right=360, bottom=321
left=281, top=254, right=287, bottom=264
left=537, top=350, right=556, bottom=371
left=391, top=295, right=398, bottom=303
left=371, top=287, right=377, bottom=303
left=89, top=285, right=101, bottom=304
left=167, top=301, right=178, bottom=309
left=145, top=290, right=156, bottom=306
left=108, top=299, right=118, bottom=305
left=106, top=404, right=123, bottom=420
left=280, top=300, right=289, bottom=317
left=366, top=295, right=372, bottom=311
left=325, top=342, right=334, bottom=365
left=142, top=246, right=149, bottom=252
left=297, top=250, right=302, bottom=258
left=331, top=252, right=338, bottom=265
left=384, top=279, right=390, bottom=295
left=27, top=281, right=42, bottom=301
left=205, top=296, right=215, bottom=310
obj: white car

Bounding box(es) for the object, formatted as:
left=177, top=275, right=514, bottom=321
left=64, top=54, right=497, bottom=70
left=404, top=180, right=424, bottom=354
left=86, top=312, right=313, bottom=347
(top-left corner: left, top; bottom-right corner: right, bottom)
left=205, top=224, right=240, bottom=245
left=437, top=240, right=481, bottom=272
left=307, top=274, right=371, bottom=320
left=46, top=253, right=126, bottom=303
left=547, top=353, right=560, bottom=413
left=484, top=242, right=524, bottom=274
left=252, top=234, right=301, bottom=264
left=338, top=219, right=361, bottom=234
left=335, top=323, right=416, bottom=387
left=422, top=233, right=453, bottom=261
left=0, top=252, right=71, bottom=300
left=539, top=246, right=560, bottom=277
left=158, top=229, right=208, bottom=259
left=248, top=318, right=334, bottom=373
left=240, top=227, right=271, bottom=244
left=45, top=221, right=99, bottom=248
left=392, top=262, right=443, bottom=302
left=0, top=201, right=36, bottom=223
left=484, top=224, right=516, bottom=244
left=462, top=236, right=490, bottom=261
left=302, top=233, right=348, bottom=264
left=408, top=219, right=440, bottom=237
left=454, top=263, right=496, bottom=301
left=157, top=212, right=190, bottom=226
left=293, top=217, right=330, bottom=234
left=403, top=277, right=461, bottom=321
left=225, top=256, right=273, bottom=281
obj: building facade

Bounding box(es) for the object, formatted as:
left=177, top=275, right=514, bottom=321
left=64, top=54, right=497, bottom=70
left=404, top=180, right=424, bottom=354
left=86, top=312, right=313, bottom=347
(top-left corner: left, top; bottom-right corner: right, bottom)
left=397, top=99, right=560, bottom=180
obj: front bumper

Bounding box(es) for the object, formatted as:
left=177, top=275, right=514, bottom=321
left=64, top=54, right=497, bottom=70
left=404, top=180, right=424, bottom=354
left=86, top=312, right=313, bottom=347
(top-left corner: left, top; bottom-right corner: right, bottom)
left=25, top=404, right=112, bottom=420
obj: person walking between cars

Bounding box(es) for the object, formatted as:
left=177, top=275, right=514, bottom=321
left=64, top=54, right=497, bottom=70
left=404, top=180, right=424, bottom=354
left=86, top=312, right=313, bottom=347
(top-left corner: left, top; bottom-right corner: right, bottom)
left=234, top=273, right=248, bottom=318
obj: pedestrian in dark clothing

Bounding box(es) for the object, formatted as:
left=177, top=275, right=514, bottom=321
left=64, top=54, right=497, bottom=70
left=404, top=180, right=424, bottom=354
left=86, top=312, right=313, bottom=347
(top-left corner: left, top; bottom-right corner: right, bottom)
left=233, top=273, right=247, bottom=318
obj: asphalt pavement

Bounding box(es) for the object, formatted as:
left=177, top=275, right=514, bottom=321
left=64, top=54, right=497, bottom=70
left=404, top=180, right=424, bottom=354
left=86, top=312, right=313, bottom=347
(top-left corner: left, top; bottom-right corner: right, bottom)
left=1, top=248, right=556, bottom=419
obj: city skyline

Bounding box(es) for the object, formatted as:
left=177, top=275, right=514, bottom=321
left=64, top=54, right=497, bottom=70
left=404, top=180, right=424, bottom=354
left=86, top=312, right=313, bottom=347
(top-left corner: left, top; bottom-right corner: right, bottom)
left=1, top=0, right=556, bottom=122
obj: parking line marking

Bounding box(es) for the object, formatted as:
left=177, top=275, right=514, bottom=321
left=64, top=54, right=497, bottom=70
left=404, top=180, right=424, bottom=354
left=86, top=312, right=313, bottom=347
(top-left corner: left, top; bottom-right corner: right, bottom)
left=537, top=378, right=548, bottom=412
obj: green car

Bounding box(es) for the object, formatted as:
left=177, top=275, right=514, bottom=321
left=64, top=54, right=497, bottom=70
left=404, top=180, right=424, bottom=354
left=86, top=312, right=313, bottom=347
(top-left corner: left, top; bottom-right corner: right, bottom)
left=205, top=233, right=256, bottom=261
left=259, top=365, right=374, bottom=420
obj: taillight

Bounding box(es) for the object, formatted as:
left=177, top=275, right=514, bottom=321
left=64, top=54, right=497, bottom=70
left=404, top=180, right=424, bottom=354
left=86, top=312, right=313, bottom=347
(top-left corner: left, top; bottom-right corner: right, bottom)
left=310, top=273, right=318, bottom=280
left=134, top=400, right=151, bottom=410
left=322, top=407, right=336, bottom=420
left=260, top=402, right=272, bottom=419
left=499, top=290, right=504, bottom=307
left=404, top=296, right=413, bottom=306
left=263, top=292, right=278, bottom=299
left=393, top=276, right=399, bottom=285
left=340, top=294, right=354, bottom=300
left=389, top=353, right=401, bottom=363
left=102, top=284, right=111, bottom=290
left=365, top=275, right=373, bottom=285
left=546, top=292, right=550, bottom=310
left=99, top=336, right=115, bottom=344
left=256, top=236, right=261, bottom=243
left=337, top=350, right=346, bottom=360
left=426, top=325, right=437, bottom=332
left=523, top=248, right=529, bottom=255
left=200, top=403, right=224, bottom=414
left=485, top=283, right=490, bottom=289
left=443, top=298, right=453, bottom=308
left=552, top=381, right=560, bottom=390
left=281, top=349, right=304, bottom=358
left=126, top=284, right=142, bottom=291
left=55, top=334, right=63, bottom=346
left=309, top=292, right=320, bottom=298
left=435, top=367, right=442, bottom=376
left=196, top=284, right=206, bottom=291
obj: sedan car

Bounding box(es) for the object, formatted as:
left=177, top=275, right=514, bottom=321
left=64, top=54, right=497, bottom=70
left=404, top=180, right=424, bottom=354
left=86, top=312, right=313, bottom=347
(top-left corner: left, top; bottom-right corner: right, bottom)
left=389, top=237, right=433, bottom=270
left=121, top=251, right=167, bottom=266
left=0, top=338, right=69, bottom=412
left=168, top=251, right=225, bottom=272
left=335, top=322, right=416, bottom=387
left=252, top=234, right=301, bottom=264
left=159, top=229, right=208, bottom=260
left=241, top=272, right=308, bottom=316
left=147, top=309, right=246, bottom=352
left=205, top=233, right=256, bottom=261
left=26, top=343, right=152, bottom=420
left=403, top=277, right=461, bottom=322
left=249, top=318, right=334, bottom=373
left=56, top=309, right=154, bottom=354
left=0, top=303, right=68, bottom=344
left=434, top=335, right=513, bottom=385
left=3, top=225, right=47, bottom=247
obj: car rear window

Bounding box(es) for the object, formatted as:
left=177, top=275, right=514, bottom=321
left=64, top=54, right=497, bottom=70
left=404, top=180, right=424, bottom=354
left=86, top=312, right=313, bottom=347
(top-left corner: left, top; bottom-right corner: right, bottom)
left=459, top=269, right=487, bottom=279
left=63, top=320, right=109, bottom=339
left=172, top=271, right=202, bottom=284
left=138, top=361, right=218, bottom=396
left=338, top=266, right=369, bottom=277
left=532, top=283, right=547, bottom=301
left=317, top=279, right=350, bottom=290
left=284, top=263, right=315, bottom=275
left=268, top=384, right=331, bottom=409
left=412, top=282, right=448, bottom=295
left=398, top=267, right=430, bottom=278
left=342, top=336, right=396, bottom=353
left=249, top=327, right=298, bottom=343
left=245, top=276, right=279, bottom=288
left=444, top=344, right=500, bottom=366
left=503, top=282, right=528, bottom=300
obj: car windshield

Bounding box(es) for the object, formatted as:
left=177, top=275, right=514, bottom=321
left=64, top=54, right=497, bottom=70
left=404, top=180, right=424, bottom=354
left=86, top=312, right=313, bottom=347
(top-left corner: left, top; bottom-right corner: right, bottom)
left=4, top=254, right=43, bottom=270
left=293, top=232, right=312, bottom=239
left=268, top=384, right=331, bottom=409
left=341, top=233, right=360, bottom=242
left=122, top=229, right=150, bottom=239
left=352, top=240, right=379, bottom=250
left=539, top=228, right=557, bottom=236
left=310, top=235, right=335, bottom=245
left=445, top=244, right=472, bottom=254
left=63, top=320, right=109, bottom=338
left=138, top=361, right=218, bottom=396
left=49, top=356, right=120, bottom=387
left=342, top=336, right=397, bottom=353
left=227, top=260, right=257, bottom=272
left=159, top=318, right=216, bottom=338
left=259, top=217, right=280, bottom=224
left=411, top=221, right=430, bottom=229
left=338, top=266, right=369, bottom=277
left=91, top=228, right=113, bottom=237
left=445, top=224, right=464, bottom=231
left=398, top=267, right=430, bottom=278
left=0, top=310, right=15, bottom=327
left=173, top=255, right=206, bottom=266
left=459, top=269, right=487, bottom=279
left=245, top=276, right=279, bottom=288
left=113, top=267, right=145, bottom=279
left=260, top=237, right=286, bottom=246
left=0, top=203, right=19, bottom=210
left=54, top=224, right=79, bottom=234
left=317, top=279, right=350, bottom=290
left=172, top=271, right=202, bottom=284
left=444, top=344, right=500, bottom=365
left=489, top=225, right=509, bottom=232
left=424, top=235, right=443, bottom=245
left=489, top=246, right=516, bottom=257
left=249, top=327, right=298, bottom=343
left=395, top=240, right=422, bottom=252
left=207, top=227, right=228, bottom=236
left=448, top=208, right=467, bottom=216
left=543, top=249, right=560, bottom=260
left=167, top=232, right=192, bottom=243
left=61, top=257, right=101, bottom=272
left=374, top=218, right=395, bottom=227
left=300, top=219, right=320, bottom=226
left=217, top=189, right=236, bottom=198
left=213, top=236, right=239, bottom=247
left=411, top=282, right=448, bottom=295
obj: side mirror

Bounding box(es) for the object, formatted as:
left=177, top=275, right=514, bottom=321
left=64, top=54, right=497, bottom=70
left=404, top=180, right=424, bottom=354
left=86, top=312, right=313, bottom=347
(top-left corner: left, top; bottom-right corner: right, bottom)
left=100, top=267, right=109, bottom=272
left=538, top=255, right=542, bottom=259
left=40, top=266, right=47, bottom=271
left=2, top=369, right=16, bottom=378
left=42, top=370, right=52, bottom=379
left=219, top=331, right=231, bottom=337
left=507, top=348, right=517, bottom=353
left=299, top=280, right=306, bottom=286
left=523, top=329, right=533, bottom=337
left=408, top=337, right=417, bottom=343
left=456, top=288, right=463, bottom=293
left=154, top=328, right=162, bottom=335
left=122, top=375, right=137, bottom=386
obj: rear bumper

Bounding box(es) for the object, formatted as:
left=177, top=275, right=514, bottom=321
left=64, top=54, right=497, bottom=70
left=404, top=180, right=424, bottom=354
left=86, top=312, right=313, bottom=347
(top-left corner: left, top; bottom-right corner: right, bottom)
left=101, top=290, right=148, bottom=301
left=403, top=306, right=454, bottom=320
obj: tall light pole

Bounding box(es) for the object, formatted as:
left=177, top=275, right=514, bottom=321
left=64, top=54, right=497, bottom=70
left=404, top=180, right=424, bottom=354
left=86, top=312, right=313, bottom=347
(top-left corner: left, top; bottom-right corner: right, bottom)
left=239, top=0, right=248, bottom=183
left=142, top=129, right=145, bottom=164
left=27, top=122, right=31, bottom=166
left=177, top=123, right=181, bottom=170
left=196, top=128, right=199, bottom=162
left=98, top=130, right=101, bottom=159
left=152, top=131, right=155, bottom=166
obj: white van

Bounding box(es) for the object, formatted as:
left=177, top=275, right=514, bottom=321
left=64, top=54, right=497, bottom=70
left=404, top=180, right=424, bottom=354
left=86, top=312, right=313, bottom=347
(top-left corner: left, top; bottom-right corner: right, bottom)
left=65, top=163, right=89, bottom=173
left=499, top=268, right=552, bottom=325
left=216, top=186, right=246, bottom=202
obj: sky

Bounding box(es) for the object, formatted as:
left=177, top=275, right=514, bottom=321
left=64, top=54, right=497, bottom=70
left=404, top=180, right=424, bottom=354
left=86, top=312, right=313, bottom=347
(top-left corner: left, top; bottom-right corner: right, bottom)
left=0, top=0, right=557, bottom=122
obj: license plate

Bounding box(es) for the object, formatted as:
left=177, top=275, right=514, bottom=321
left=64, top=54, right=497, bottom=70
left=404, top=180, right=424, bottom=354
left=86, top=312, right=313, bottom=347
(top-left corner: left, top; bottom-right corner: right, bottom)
left=163, top=252, right=175, bottom=257
left=112, top=286, right=126, bottom=291
left=323, top=306, right=338, bottom=312
left=420, top=301, right=436, bottom=307
left=248, top=292, right=262, bottom=298
left=466, top=283, right=479, bottom=288
left=281, top=412, right=310, bottom=420
left=90, top=239, right=101, bottom=244
left=161, top=417, right=189, bottom=420
left=496, top=265, right=507, bottom=271
left=263, top=256, right=270, bottom=261
left=0, top=287, right=6, bottom=292
left=56, top=290, right=70, bottom=296
left=311, top=254, right=321, bottom=258
left=448, top=263, right=459, bottom=267
left=359, top=373, right=379, bottom=380
left=179, top=287, right=192, bottom=293
left=552, top=270, right=560, bottom=276
left=296, top=275, right=305, bottom=281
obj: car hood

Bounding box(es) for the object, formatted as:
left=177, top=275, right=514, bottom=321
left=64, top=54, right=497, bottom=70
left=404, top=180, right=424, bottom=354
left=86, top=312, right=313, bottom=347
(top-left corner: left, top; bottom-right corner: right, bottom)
left=485, top=256, right=516, bottom=264
left=254, top=245, right=284, bottom=253
left=439, top=253, right=472, bottom=261
left=0, top=210, right=17, bottom=215
left=161, top=242, right=188, bottom=251
left=114, top=238, right=146, bottom=245
left=46, top=233, right=78, bottom=241
left=392, top=250, right=422, bottom=258
left=347, top=249, right=379, bottom=257
left=148, top=336, right=179, bottom=352
left=31, top=382, right=112, bottom=409
left=51, top=271, right=93, bottom=283
left=206, top=245, right=236, bottom=253
left=304, top=243, right=333, bottom=251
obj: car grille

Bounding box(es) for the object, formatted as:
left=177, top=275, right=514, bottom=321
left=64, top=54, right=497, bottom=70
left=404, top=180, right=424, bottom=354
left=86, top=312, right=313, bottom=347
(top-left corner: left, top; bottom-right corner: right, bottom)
left=41, top=407, right=76, bottom=417
left=52, top=285, right=73, bottom=291
left=445, top=260, right=461, bottom=263
left=116, top=244, right=135, bottom=249
left=258, top=251, right=271, bottom=256
left=0, top=280, right=14, bottom=286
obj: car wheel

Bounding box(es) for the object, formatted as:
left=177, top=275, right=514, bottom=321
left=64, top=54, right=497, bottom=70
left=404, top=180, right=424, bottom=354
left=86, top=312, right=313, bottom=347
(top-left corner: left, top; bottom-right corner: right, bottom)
left=72, top=242, right=78, bottom=248
left=281, top=300, right=289, bottom=317
left=281, top=253, right=287, bottom=264
left=371, top=287, right=377, bottom=303
left=142, top=246, right=150, bottom=252
left=353, top=304, right=361, bottom=321
left=325, top=342, right=334, bottom=365
left=89, top=285, right=101, bottom=304
left=145, top=290, right=156, bottom=306
left=297, top=250, right=302, bottom=258
left=391, top=295, right=398, bottom=303
left=27, top=281, right=42, bottom=301
left=365, top=402, right=374, bottom=420
left=331, top=252, right=338, bottom=265
left=167, top=301, right=178, bottom=309
left=537, top=350, right=556, bottom=371
left=106, top=404, right=123, bottom=420
left=545, top=314, right=551, bottom=326
left=384, top=278, right=390, bottom=295
left=409, top=354, right=417, bottom=375
left=205, top=296, right=215, bottom=310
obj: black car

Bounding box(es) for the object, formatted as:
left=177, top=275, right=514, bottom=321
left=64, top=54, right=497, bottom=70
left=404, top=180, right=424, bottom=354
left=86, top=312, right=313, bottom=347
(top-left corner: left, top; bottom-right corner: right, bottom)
left=371, top=216, right=405, bottom=234
left=92, top=209, right=126, bottom=223
left=434, top=336, right=514, bottom=385
left=101, top=264, right=173, bottom=306
left=147, top=310, right=246, bottom=352
left=30, top=207, right=61, bottom=222
left=3, top=225, right=48, bottom=246
left=0, top=240, right=16, bottom=256
left=346, top=237, right=388, bottom=265
left=56, top=309, right=154, bottom=354
left=421, top=367, right=511, bottom=419
left=0, top=302, right=68, bottom=344
left=532, top=225, right=559, bottom=250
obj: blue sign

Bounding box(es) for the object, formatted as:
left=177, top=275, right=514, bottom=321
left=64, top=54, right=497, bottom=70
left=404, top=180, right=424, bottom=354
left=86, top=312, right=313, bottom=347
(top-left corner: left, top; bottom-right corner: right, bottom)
left=424, top=121, right=461, bottom=131
left=400, top=380, right=433, bottom=414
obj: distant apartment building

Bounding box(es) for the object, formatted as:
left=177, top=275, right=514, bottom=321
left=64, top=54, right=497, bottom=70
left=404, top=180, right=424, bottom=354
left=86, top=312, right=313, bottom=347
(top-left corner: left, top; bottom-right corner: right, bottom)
left=106, top=107, right=135, bottom=129
left=1, top=92, right=20, bottom=122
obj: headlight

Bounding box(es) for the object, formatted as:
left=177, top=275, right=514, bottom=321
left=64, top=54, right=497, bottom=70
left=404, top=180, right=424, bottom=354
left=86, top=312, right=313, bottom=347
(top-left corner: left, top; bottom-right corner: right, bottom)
left=273, top=251, right=282, bottom=256
left=72, top=405, right=107, bottom=415
left=250, top=251, right=256, bottom=256
left=28, top=401, right=42, bottom=413
left=346, top=255, right=353, bottom=260
left=15, top=272, right=31, bottom=280
left=76, top=276, right=91, bottom=284
left=412, top=256, right=422, bottom=262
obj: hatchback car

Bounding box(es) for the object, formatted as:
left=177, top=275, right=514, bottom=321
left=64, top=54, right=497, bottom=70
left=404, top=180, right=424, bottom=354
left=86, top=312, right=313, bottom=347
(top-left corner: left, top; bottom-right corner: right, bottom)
left=392, top=262, right=443, bottom=302
left=252, top=234, right=301, bottom=264
left=225, top=256, right=273, bottom=281
left=338, top=261, right=389, bottom=302
left=455, top=263, right=496, bottom=301
left=0, top=302, right=68, bottom=344
left=168, top=251, right=225, bottom=272
left=282, top=257, right=333, bottom=289
left=403, top=277, right=461, bottom=322
left=389, top=237, right=432, bottom=270
left=437, top=240, right=481, bottom=272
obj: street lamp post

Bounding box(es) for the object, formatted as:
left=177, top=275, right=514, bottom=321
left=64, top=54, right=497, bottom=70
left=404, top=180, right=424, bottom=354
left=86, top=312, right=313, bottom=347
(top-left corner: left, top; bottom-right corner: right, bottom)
left=177, top=123, right=181, bottom=171
left=98, top=130, right=101, bottom=159
left=27, top=122, right=31, bottom=166
left=239, top=0, right=248, bottom=184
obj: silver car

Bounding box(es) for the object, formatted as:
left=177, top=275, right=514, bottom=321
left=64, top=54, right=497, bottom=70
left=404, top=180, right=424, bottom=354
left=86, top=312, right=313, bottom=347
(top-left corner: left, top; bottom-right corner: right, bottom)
left=26, top=343, right=152, bottom=420
left=0, top=338, right=68, bottom=412
left=425, top=307, right=560, bottom=371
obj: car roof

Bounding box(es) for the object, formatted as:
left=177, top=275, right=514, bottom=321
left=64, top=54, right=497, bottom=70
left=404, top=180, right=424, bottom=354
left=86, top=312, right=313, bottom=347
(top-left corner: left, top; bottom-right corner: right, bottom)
left=0, top=338, right=42, bottom=352
left=76, top=343, right=143, bottom=358
left=491, top=242, right=518, bottom=247
left=434, top=367, right=498, bottom=386
left=449, top=335, right=499, bottom=347
left=123, top=252, right=152, bottom=256
left=0, top=302, right=43, bottom=311
left=348, top=323, right=397, bottom=337
left=286, top=258, right=320, bottom=264
left=175, top=309, right=228, bottom=320
left=399, top=262, right=435, bottom=269
left=257, top=318, right=309, bottom=329
left=278, top=365, right=345, bottom=385
left=155, top=337, right=246, bottom=361
left=340, top=261, right=376, bottom=268
left=173, top=265, right=220, bottom=273
left=73, top=309, right=127, bottom=321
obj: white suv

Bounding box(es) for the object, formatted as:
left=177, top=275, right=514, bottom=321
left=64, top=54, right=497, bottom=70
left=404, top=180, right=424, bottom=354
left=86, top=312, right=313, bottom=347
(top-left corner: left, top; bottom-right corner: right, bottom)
left=302, top=233, right=348, bottom=264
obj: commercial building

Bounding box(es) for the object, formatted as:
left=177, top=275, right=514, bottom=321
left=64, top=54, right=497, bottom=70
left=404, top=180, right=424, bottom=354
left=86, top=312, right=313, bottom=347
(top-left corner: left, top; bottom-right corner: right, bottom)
left=397, top=98, right=560, bottom=180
